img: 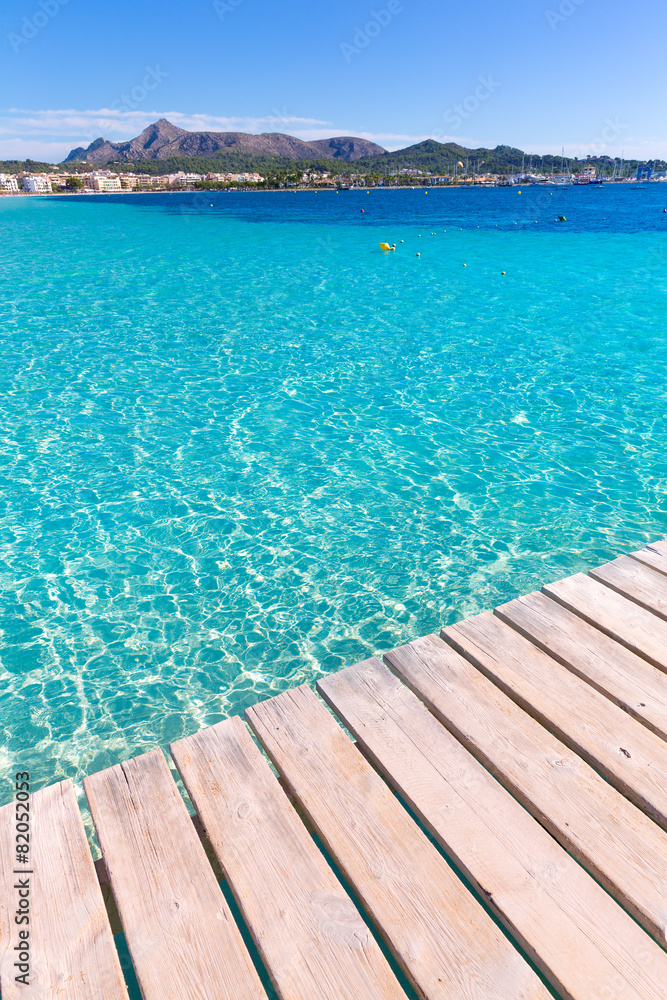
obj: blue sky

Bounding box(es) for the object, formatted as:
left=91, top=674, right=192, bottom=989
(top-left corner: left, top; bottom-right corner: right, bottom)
left=1, top=0, right=665, bottom=161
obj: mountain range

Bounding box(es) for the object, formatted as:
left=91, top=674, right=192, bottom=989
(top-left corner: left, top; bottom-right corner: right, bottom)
left=65, top=118, right=386, bottom=164
left=62, top=118, right=651, bottom=177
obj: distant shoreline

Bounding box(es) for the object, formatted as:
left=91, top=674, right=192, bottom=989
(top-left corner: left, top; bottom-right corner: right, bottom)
left=3, top=180, right=661, bottom=201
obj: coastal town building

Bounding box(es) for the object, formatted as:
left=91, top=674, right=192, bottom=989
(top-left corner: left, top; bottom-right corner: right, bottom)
left=0, top=174, right=20, bottom=193
left=168, top=172, right=203, bottom=187
left=205, top=172, right=265, bottom=184
left=23, top=175, right=52, bottom=193
left=91, top=175, right=122, bottom=192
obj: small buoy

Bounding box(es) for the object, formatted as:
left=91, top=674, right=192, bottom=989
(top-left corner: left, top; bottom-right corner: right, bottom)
left=416, top=252, right=421, bottom=257
left=463, top=263, right=467, bottom=267
left=550, top=193, right=553, bottom=196
left=360, top=209, right=365, bottom=213
left=501, top=271, right=506, bottom=275
left=459, top=228, right=462, bottom=231
left=400, top=239, right=404, bottom=243
left=418, top=234, right=422, bottom=237
left=664, top=208, right=666, bottom=212
left=518, top=190, right=522, bottom=194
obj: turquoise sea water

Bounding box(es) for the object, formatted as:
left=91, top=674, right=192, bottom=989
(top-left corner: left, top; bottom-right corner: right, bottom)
left=2, top=184, right=667, bottom=803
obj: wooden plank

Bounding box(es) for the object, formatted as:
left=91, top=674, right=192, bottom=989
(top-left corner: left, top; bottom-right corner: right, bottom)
left=246, top=685, right=550, bottom=1000
left=590, top=555, right=667, bottom=621
left=0, top=780, right=128, bottom=1000
left=495, top=591, right=667, bottom=741
left=318, top=658, right=667, bottom=1000
left=170, top=716, right=405, bottom=1000
left=629, top=545, right=667, bottom=578
left=542, top=571, right=667, bottom=672
left=84, top=749, right=267, bottom=1000
left=384, top=632, right=667, bottom=949
left=444, top=611, right=667, bottom=830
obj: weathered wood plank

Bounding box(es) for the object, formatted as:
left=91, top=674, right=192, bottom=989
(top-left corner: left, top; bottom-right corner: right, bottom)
left=318, top=658, right=667, bottom=1000
left=170, top=716, right=405, bottom=1000
left=629, top=545, right=667, bottom=577
left=247, top=685, right=549, bottom=1000
left=542, top=572, right=667, bottom=672
left=0, top=780, right=128, bottom=1000
left=384, top=633, right=667, bottom=949
left=84, top=749, right=267, bottom=1000
left=590, top=555, right=667, bottom=621
left=495, top=591, right=667, bottom=741
left=444, top=611, right=667, bottom=829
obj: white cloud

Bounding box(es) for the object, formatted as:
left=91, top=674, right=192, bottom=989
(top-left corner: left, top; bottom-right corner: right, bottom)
left=0, top=108, right=344, bottom=159
left=0, top=107, right=417, bottom=159
left=0, top=137, right=74, bottom=161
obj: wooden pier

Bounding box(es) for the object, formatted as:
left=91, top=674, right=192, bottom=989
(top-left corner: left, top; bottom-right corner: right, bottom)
left=3, top=541, right=667, bottom=999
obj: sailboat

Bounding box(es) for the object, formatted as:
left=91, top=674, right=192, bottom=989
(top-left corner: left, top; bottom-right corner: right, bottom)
left=549, top=146, right=571, bottom=188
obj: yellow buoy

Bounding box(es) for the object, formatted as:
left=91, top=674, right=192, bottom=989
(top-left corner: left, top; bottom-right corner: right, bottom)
left=518, top=190, right=522, bottom=194
left=379, top=242, right=392, bottom=251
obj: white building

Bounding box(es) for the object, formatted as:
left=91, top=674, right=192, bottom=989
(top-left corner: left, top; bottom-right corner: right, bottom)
left=0, top=175, right=19, bottom=193
left=204, top=171, right=264, bottom=184
left=92, top=175, right=122, bottom=192
left=167, top=172, right=203, bottom=187
left=23, top=176, right=52, bottom=193
left=229, top=172, right=264, bottom=183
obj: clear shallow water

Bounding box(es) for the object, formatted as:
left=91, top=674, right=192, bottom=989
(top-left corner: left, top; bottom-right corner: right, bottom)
left=2, top=184, right=667, bottom=804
